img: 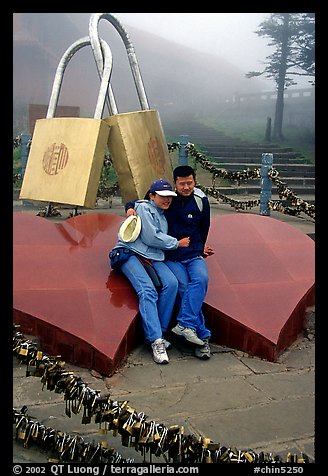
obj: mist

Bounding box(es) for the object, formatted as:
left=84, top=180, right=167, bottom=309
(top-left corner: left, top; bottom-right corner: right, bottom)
left=13, top=13, right=313, bottom=135
left=113, top=12, right=273, bottom=85
left=67, top=12, right=312, bottom=90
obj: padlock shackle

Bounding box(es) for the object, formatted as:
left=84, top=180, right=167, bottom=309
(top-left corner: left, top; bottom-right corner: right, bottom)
left=89, top=13, right=150, bottom=114
left=46, top=36, right=113, bottom=120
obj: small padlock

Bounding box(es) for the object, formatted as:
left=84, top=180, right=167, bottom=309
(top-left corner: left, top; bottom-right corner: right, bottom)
left=89, top=13, right=174, bottom=202
left=20, top=36, right=112, bottom=208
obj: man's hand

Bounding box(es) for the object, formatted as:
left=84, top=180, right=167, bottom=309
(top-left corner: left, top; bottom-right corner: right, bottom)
left=178, top=237, right=190, bottom=247
left=126, top=208, right=137, bottom=217
left=203, top=245, right=214, bottom=258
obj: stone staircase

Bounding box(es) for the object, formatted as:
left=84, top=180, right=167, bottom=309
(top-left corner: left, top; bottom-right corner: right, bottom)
left=164, top=120, right=315, bottom=205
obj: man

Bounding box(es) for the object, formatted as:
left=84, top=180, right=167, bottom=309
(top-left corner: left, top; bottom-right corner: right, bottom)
left=126, top=165, right=214, bottom=359
left=164, top=165, right=214, bottom=359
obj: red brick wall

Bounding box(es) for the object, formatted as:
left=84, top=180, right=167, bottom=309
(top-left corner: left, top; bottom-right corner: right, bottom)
left=29, top=104, right=80, bottom=135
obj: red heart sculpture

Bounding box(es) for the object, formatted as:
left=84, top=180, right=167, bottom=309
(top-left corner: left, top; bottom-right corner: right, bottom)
left=13, top=212, right=140, bottom=375
left=13, top=212, right=314, bottom=374
left=203, top=213, right=315, bottom=361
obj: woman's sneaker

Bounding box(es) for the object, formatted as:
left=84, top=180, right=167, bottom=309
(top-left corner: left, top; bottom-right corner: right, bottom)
left=162, top=338, right=172, bottom=349
left=194, top=338, right=211, bottom=359
left=171, top=324, right=205, bottom=346
left=151, top=338, right=169, bottom=364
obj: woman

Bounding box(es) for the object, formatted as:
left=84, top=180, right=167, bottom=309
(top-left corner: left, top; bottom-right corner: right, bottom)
left=110, top=179, right=190, bottom=364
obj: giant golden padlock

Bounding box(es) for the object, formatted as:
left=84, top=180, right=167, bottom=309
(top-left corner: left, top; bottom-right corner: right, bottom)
left=19, top=36, right=113, bottom=208
left=89, top=13, right=173, bottom=202
left=104, top=110, right=173, bottom=202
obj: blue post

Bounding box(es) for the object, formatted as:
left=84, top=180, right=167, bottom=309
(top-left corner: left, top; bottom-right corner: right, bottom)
left=260, top=153, right=273, bottom=216
left=20, top=133, right=31, bottom=177
left=178, top=135, right=189, bottom=165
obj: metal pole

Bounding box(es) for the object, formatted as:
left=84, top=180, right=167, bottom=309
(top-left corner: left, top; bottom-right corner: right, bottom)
left=260, top=153, right=273, bottom=216
left=178, top=135, right=189, bottom=165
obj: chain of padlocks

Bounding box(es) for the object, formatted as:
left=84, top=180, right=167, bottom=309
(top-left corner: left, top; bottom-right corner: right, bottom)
left=168, top=142, right=315, bottom=220
left=267, top=167, right=315, bottom=219
left=13, top=327, right=311, bottom=464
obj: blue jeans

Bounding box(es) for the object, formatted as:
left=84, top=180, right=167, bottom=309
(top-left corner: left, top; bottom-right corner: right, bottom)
left=166, top=257, right=211, bottom=340
left=121, top=256, right=178, bottom=343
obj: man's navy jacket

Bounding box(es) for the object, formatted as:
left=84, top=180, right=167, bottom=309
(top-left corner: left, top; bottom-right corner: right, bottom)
left=125, top=187, right=210, bottom=262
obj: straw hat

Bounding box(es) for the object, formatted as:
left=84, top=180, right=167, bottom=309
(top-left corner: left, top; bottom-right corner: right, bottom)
left=119, top=215, right=142, bottom=242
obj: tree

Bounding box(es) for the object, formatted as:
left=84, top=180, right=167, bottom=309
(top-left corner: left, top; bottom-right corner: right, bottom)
left=246, top=13, right=315, bottom=142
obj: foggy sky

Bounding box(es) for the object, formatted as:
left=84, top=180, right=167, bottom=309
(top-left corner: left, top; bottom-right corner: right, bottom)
left=62, top=12, right=312, bottom=90
left=113, top=13, right=274, bottom=87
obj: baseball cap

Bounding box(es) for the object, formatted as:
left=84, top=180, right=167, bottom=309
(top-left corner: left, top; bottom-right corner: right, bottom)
left=149, top=178, right=177, bottom=197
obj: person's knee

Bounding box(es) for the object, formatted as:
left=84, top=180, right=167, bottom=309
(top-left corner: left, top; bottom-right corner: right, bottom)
left=175, top=273, right=188, bottom=293
left=193, top=271, right=208, bottom=287
left=178, top=282, right=187, bottom=296
left=137, top=283, right=158, bottom=301
left=165, top=276, right=178, bottom=295
left=171, top=277, right=179, bottom=294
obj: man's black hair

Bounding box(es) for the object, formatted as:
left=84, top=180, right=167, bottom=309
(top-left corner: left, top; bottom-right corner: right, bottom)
left=173, top=165, right=196, bottom=181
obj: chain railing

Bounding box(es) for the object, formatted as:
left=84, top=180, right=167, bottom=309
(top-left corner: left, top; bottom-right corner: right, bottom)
left=168, top=141, right=315, bottom=221
left=13, top=135, right=315, bottom=221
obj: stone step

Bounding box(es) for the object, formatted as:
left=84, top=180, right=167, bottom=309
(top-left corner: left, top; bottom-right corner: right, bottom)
left=209, top=162, right=315, bottom=177
left=210, top=177, right=315, bottom=186
left=210, top=156, right=304, bottom=164
left=164, top=121, right=315, bottom=208
left=238, top=177, right=315, bottom=190
left=198, top=170, right=315, bottom=198
left=193, top=137, right=264, bottom=146
left=165, top=126, right=255, bottom=144
left=208, top=194, right=315, bottom=207
left=215, top=185, right=315, bottom=196
left=189, top=135, right=251, bottom=142
left=206, top=189, right=315, bottom=207
left=199, top=145, right=295, bottom=153
left=276, top=177, right=315, bottom=186
left=191, top=139, right=284, bottom=148
left=203, top=149, right=302, bottom=159
left=165, top=126, right=279, bottom=148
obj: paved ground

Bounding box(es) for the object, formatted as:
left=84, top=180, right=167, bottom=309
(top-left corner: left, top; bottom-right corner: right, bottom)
left=13, top=197, right=316, bottom=465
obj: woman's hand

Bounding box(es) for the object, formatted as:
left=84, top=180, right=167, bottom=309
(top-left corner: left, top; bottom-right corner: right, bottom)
left=126, top=208, right=137, bottom=217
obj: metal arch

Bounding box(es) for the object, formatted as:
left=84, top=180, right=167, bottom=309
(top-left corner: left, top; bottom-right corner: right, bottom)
left=89, top=12, right=150, bottom=114
left=46, top=36, right=113, bottom=120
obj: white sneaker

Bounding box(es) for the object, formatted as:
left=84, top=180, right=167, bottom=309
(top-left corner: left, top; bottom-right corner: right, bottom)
left=162, top=338, right=172, bottom=349
left=171, top=324, right=205, bottom=346
left=151, top=338, right=169, bottom=364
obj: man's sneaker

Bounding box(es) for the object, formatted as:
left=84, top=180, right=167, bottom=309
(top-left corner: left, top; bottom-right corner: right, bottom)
left=171, top=324, right=205, bottom=346
left=162, top=338, right=172, bottom=349
left=194, top=338, right=211, bottom=359
left=151, top=338, right=169, bottom=364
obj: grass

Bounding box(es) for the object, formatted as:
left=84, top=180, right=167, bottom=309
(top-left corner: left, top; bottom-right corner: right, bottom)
left=199, top=117, right=315, bottom=163
left=13, top=147, right=21, bottom=174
